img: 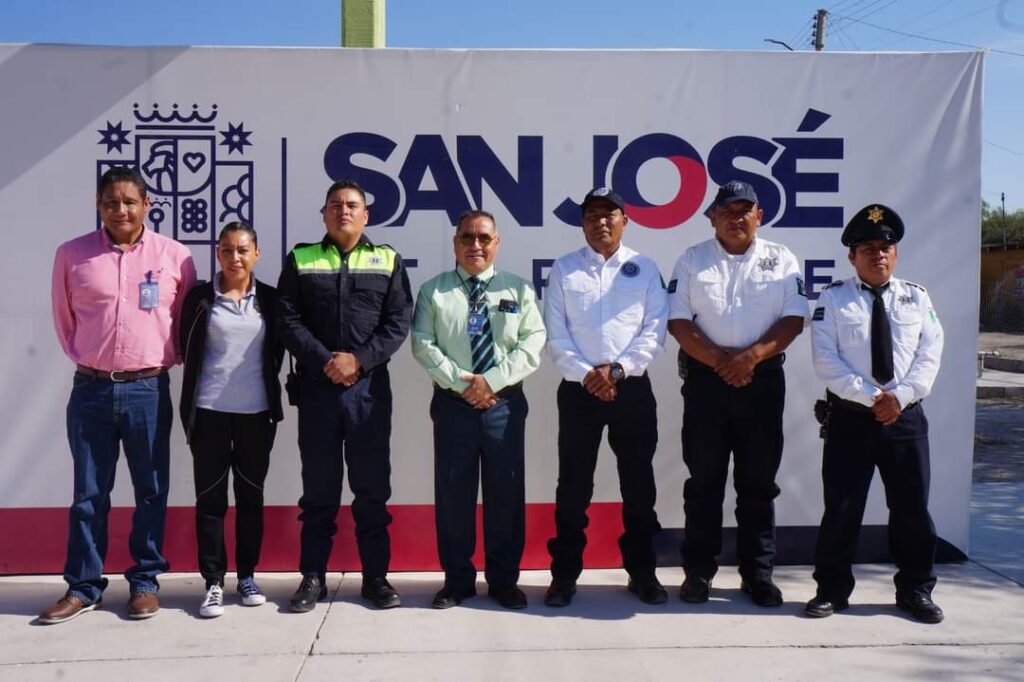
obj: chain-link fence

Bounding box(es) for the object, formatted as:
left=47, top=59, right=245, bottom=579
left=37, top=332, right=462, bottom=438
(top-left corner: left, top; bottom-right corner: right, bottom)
left=981, top=267, right=1024, bottom=332
left=980, top=249, right=1024, bottom=332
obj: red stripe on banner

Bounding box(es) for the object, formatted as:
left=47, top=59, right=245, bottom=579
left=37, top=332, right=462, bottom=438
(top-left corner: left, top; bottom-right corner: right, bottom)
left=0, top=503, right=627, bottom=575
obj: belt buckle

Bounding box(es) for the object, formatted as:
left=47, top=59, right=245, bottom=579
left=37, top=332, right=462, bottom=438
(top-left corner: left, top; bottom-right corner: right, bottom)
left=109, top=370, right=129, bottom=383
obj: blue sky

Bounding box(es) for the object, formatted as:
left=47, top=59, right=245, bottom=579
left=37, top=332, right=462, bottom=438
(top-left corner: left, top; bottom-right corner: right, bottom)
left=2, top=0, right=1022, bottom=209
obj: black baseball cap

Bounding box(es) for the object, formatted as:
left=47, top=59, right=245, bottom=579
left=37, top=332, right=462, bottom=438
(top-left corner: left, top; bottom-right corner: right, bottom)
left=841, top=204, right=905, bottom=247
left=581, top=187, right=626, bottom=215
left=704, top=180, right=759, bottom=217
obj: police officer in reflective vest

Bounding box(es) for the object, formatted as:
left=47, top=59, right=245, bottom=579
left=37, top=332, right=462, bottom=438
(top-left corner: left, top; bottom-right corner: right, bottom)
left=805, top=204, right=945, bottom=623
left=277, top=180, right=413, bottom=612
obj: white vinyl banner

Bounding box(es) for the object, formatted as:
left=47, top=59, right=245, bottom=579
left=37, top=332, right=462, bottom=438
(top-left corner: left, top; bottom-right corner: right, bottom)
left=0, top=45, right=982, bottom=572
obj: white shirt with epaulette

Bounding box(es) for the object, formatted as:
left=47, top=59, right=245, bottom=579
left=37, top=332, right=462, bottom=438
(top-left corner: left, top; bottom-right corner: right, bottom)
left=544, top=244, right=667, bottom=382
left=667, top=237, right=809, bottom=348
left=811, top=275, right=943, bottom=408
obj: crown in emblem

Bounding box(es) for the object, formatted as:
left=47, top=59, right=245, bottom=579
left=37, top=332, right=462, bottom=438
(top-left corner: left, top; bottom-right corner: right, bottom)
left=133, top=103, right=219, bottom=124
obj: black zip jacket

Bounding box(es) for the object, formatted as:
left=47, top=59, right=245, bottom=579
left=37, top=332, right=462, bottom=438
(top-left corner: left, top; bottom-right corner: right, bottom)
left=178, top=279, right=285, bottom=442
left=276, top=234, right=413, bottom=382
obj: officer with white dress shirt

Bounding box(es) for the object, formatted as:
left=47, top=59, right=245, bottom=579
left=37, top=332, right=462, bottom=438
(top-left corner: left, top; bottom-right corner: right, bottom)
left=667, top=180, right=807, bottom=607
left=804, top=204, right=945, bottom=624
left=543, top=187, right=669, bottom=607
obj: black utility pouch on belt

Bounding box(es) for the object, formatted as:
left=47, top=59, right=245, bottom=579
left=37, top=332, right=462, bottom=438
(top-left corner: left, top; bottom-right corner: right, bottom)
left=285, top=354, right=300, bottom=406
left=813, top=398, right=830, bottom=439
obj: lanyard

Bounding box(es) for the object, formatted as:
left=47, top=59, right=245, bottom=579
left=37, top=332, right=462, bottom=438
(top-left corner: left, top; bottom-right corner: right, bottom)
left=456, top=271, right=494, bottom=313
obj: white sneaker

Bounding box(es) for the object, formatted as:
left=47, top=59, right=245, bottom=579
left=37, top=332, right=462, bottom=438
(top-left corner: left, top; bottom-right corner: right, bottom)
left=237, top=577, right=267, bottom=606
left=199, top=585, right=224, bottom=618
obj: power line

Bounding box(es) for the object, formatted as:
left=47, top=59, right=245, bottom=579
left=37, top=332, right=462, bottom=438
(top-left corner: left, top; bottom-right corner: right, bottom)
left=787, top=18, right=814, bottom=49
left=836, top=23, right=862, bottom=50
left=828, top=0, right=866, bottom=14
left=848, top=0, right=898, bottom=21
left=859, top=0, right=958, bottom=49
left=829, top=0, right=874, bottom=17
left=853, top=0, right=901, bottom=22
left=871, top=2, right=1002, bottom=49
left=827, top=0, right=868, bottom=17
left=831, top=13, right=1024, bottom=57
left=832, top=24, right=855, bottom=50
left=987, top=140, right=1024, bottom=157
left=830, top=0, right=896, bottom=37
left=917, top=2, right=1002, bottom=36
left=900, top=0, right=958, bottom=29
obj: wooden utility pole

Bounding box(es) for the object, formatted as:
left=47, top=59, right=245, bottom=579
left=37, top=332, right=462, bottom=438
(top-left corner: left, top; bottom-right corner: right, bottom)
left=813, top=9, right=828, bottom=51
left=342, top=0, right=385, bottom=47
left=1002, top=192, right=1008, bottom=249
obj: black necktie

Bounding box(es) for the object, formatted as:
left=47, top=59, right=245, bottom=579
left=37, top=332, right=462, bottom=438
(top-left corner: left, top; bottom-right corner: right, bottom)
left=468, top=277, right=495, bottom=375
left=863, top=283, right=894, bottom=384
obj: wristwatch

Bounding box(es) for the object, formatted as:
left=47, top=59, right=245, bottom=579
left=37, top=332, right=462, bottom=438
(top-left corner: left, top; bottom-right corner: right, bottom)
left=609, top=362, right=625, bottom=383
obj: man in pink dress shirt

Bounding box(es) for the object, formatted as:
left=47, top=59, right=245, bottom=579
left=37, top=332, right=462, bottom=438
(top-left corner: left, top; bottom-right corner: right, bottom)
left=40, top=167, right=196, bottom=624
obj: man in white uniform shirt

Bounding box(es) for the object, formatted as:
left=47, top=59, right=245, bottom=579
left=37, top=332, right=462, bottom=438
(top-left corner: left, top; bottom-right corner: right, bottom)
left=543, top=187, right=668, bottom=607
left=667, top=180, right=807, bottom=607
left=804, top=204, right=944, bottom=624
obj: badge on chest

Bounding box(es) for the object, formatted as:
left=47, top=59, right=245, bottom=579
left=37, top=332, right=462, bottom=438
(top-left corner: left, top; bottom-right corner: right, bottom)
left=467, top=310, right=487, bottom=337
left=139, top=270, right=159, bottom=310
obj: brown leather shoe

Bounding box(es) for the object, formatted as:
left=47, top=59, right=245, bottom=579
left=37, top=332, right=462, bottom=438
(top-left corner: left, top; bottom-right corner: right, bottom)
left=38, top=595, right=100, bottom=624
left=127, top=591, right=159, bottom=620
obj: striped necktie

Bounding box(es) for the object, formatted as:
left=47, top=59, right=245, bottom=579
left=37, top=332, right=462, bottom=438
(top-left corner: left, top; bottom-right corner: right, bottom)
left=469, top=276, right=495, bottom=375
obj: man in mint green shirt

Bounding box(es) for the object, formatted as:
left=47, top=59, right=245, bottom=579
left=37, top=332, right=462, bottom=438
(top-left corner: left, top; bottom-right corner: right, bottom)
left=412, top=210, right=545, bottom=610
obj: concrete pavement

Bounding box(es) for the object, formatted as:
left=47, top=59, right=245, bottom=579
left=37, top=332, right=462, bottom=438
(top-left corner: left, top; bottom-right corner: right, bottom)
left=977, top=367, right=1024, bottom=398
left=1, top=564, right=1022, bottom=682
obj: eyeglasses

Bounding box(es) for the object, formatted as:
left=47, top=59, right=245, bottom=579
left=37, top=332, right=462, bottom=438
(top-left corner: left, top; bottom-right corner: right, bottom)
left=457, top=233, right=496, bottom=246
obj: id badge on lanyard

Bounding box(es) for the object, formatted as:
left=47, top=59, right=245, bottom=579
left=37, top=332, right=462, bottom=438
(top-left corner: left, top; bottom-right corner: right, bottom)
left=467, top=306, right=486, bottom=337
left=139, top=270, right=159, bottom=310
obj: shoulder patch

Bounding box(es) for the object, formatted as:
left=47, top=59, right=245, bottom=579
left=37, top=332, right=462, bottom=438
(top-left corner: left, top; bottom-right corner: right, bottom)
left=293, top=242, right=342, bottom=272
left=667, top=278, right=678, bottom=294
left=812, top=307, right=825, bottom=321
left=823, top=279, right=844, bottom=291
left=796, top=276, right=806, bottom=297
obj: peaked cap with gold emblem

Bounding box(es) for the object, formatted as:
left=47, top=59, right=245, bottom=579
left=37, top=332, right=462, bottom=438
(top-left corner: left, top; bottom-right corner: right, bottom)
left=840, top=203, right=905, bottom=247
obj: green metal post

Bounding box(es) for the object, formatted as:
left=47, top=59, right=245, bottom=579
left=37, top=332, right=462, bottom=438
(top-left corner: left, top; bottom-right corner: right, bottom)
left=342, top=0, right=386, bottom=47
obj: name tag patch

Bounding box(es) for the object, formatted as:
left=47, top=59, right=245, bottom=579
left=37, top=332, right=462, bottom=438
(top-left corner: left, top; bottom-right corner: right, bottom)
left=498, top=299, right=519, bottom=313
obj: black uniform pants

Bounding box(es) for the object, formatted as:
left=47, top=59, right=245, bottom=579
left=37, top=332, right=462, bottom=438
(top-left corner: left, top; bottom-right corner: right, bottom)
left=296, top=369, right=393, bottom=579
left=548, top=375, right=661, bottom=584
left=681, top=358, right=785, bottom=583
left=812, top=400, right=936, bottom=600
left=190, top=408, right=276, bottom=588
left=431, top=386, right=527, bottom=591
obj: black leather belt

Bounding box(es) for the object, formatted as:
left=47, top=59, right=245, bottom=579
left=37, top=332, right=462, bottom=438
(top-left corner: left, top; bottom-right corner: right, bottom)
left=436, top=382, right=522, bottom=401
left=826, top=391, right=918, bottom=414
left=76, top=365, right=167, bottom=382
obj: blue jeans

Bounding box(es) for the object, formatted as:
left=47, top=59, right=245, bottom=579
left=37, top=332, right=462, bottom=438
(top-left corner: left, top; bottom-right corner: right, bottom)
left=64, top=372, right=172, bottom=604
